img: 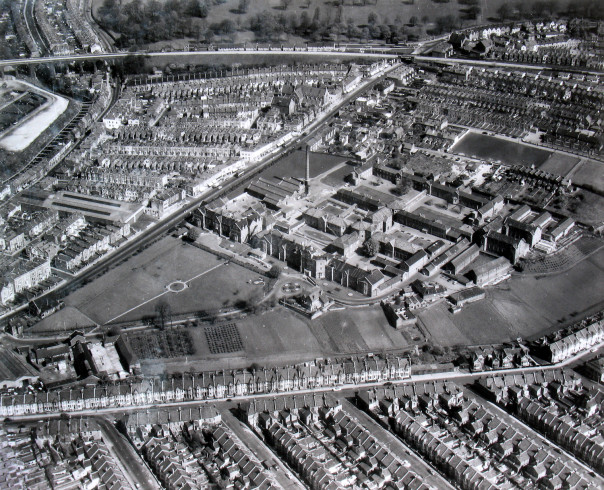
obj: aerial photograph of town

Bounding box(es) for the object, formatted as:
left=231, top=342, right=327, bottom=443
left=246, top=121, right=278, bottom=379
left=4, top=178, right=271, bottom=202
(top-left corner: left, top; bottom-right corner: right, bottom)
left=0, top=0, right=603, bottom=488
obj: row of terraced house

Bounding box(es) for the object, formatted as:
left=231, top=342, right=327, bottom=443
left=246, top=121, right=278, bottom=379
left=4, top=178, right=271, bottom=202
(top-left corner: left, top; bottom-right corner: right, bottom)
left=0, top=355, right=411, bottom=417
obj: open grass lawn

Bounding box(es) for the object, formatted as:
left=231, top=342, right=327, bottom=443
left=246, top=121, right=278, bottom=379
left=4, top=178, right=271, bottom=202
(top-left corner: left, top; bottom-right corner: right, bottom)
left=570, top=160, right=604, bottom=195
left=538, top=152, right=580, bottom=177
left=313, top=306, right=409, bottom=353
left=417, top=304, right=473, bottom=347
left=116, top=261, right=263, bottom=323
left=451, top=133, right=552, bottom=167
left=419, top=248, right=604, bottom=346
left=31, top=306, right=98, bottom=333
left=62, top=236, right=260, bottom=325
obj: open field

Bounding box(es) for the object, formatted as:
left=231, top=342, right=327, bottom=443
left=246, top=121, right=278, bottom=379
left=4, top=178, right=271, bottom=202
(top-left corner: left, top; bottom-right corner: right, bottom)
left=451, top=132, right=552, bottom=167
left=0, top=80, right=68, bottom=152
left=311, top=307, right=409, bottom=353
left=61, top=236, right=262, bottom=325
left=538, top=152, right=580, bottom=176
left=136, top=304, right=408, bottom=374
left=418, top=247, right=604, bottom=346
left=570, top=159, right=604, bottom=195
left=30, top=306, right=99, bottom=333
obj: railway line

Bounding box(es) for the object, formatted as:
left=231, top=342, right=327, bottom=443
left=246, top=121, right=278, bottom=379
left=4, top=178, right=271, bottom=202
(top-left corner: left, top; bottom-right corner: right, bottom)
left=0, top=62, right=400, bottom=325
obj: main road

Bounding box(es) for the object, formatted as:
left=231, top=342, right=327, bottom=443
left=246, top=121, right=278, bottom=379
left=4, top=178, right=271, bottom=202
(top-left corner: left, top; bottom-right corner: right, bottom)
left=0, top=61, right=402, bottom=324
left=6, top=340, right=604, bottom=423
left=96, top=417, right=162, bottom=490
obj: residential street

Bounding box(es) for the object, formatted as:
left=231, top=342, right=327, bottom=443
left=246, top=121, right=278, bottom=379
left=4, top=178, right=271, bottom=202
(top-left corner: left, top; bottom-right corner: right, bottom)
left=96, top=417, right=161, bottom=490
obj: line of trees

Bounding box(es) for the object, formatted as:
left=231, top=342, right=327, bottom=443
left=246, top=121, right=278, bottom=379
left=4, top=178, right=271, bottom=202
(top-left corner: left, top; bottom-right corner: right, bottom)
left=248, top=8, right=420, bottom=43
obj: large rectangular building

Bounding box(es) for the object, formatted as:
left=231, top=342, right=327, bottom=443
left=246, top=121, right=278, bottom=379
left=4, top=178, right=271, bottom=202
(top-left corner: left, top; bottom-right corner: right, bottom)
left=19, top=190, right=144, bottom=224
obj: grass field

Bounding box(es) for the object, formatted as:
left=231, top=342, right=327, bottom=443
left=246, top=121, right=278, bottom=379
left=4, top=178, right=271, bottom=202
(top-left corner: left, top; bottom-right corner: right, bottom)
left=451, top=133, right=552, bottom=167
left=538, top=153, right=580, bottom=177
left=61, top=236, right=261, bottom=325
left=136, top=304, right=409, bottom=374
left=418, top=247, right=604, bottom=346
left=570, top=160, right=604, bottom=195
left=30, top=306, right=98, bottom=333
left=312, top=307, right=409, bottom=352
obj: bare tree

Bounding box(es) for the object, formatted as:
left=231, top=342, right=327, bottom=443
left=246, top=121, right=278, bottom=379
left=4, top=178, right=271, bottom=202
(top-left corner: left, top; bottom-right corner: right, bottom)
left=155, top=301, right=172, bottom=330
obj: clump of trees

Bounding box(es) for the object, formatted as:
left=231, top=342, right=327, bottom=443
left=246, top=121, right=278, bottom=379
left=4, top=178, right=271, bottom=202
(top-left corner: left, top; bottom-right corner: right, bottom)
left=392, top=176, right=412, bottom=196
left=247, top=8, right=411, bottom=43
left=155, top=301, right=172, bottom=330
left=362, top=237, right=379, bottom=257
left=267, top=264, right=283, bottom=279
left=96, top=0, right=604, bottom=49
left=97, top=0, right=213, bottom=46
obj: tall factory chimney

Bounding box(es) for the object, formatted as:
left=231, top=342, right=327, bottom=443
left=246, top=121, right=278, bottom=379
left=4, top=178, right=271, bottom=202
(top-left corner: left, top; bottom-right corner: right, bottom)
left=305, top=145, right=310, bottom=195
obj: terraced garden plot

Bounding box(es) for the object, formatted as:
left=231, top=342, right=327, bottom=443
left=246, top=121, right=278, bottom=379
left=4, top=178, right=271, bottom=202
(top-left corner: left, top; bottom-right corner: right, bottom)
left=126, top=328, right=195, bottom=359
left=520, top=236, right=604, bottom=274
left=204, top=323, right=244, bottom=354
